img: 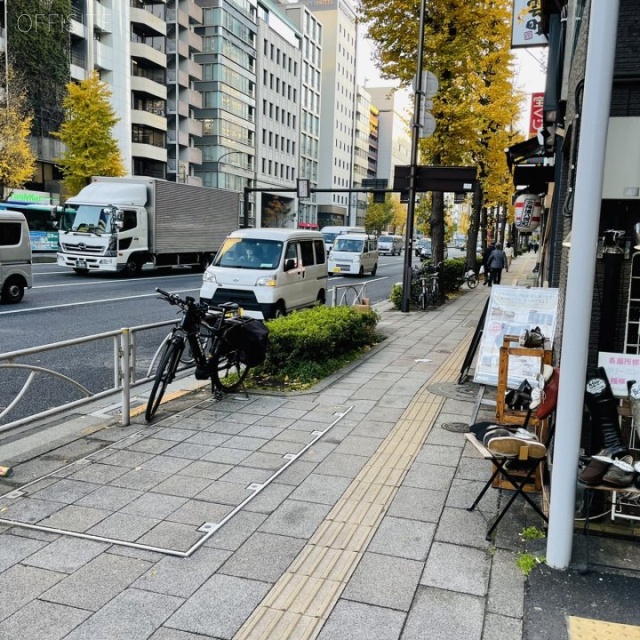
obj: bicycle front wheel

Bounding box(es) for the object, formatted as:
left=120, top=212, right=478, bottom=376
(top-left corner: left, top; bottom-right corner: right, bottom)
left=467, top=274, right=479, bottom=289
left=145, top=338, right=184, bottom=421
left=211, top=343, right=250, bottom=392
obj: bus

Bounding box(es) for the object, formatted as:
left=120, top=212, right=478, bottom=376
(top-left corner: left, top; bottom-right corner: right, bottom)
left=0, top=202, right=75, bottom=252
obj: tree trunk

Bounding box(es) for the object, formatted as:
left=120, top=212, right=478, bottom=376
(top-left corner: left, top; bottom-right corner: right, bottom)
left=467, top=181, right=482, bottom=268
left=430, top=190, right=445, bottom=264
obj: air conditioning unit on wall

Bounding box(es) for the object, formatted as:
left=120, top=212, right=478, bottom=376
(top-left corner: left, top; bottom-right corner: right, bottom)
left=603, top=117, right=640, bottom=199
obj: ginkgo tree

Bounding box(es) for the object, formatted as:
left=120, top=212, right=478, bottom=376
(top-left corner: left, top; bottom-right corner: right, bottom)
left=0, top=68, right=37, bottom=198
left=359, top=0, right=524, bottom=266
left=54, top=71, right=126, bottom=197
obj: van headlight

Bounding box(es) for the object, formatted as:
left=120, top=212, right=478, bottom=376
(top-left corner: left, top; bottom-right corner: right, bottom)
left=256, top=275, right=277, bottom=287
left=203, top=270, right=217, bottom=283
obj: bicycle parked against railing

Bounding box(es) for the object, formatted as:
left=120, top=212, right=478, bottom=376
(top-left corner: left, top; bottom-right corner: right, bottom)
left=414, top=262, right=442, bottom=310
left=145, top=288, right=267, bottom=421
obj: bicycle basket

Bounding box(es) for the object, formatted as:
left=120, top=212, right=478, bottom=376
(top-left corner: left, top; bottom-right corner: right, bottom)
left=225, top=318, right=270, bottom=366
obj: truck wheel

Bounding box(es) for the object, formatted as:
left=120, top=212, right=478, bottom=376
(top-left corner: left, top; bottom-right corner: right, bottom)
left=123, top=256, right=142, bottom=277
left=272, top=302, right=286, bottom=318
left=1, top=279, right=25, bottom=304
left=194, top=254, right=210, bottom=272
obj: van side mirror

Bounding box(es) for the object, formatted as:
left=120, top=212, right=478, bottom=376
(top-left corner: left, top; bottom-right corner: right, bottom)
left=284, top=258, right=296, bottom=271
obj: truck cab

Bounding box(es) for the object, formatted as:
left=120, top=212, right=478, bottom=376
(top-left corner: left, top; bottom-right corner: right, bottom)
left=0, top=211, right=33, bottom=303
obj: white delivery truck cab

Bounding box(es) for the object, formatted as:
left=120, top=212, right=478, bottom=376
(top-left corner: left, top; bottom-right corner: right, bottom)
left=200, top=228, right=328, bottom=320
left=328, top=233, right=379, bottom=276
left=321, top=225, right=365, bottom=253
left=0, top=211, right=33, bottom=303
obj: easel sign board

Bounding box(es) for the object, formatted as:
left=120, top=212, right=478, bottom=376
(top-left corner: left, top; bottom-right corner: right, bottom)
left=597, top=352, right=640, bottom=398
left=473, top=286, right=559, bottom=387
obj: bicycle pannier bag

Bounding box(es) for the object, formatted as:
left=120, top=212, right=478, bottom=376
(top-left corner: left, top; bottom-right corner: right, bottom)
left=227, top=318, right=270, bottom=366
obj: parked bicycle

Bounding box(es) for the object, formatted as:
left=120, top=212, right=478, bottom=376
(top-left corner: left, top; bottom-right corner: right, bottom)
left=414, top=262, right=442, bottom=310
left=458, top=269, right=479, bottom=289
left=145, top=288, right=267, bottom=421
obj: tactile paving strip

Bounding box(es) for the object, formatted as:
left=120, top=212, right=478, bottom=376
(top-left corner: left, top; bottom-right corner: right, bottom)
left=234, top=330, right=473, bottom=640
left=568, top=616, right=640, bottom=640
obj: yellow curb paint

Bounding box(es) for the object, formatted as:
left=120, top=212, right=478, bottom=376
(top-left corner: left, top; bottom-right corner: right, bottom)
left=234, top=330, right=473, bottom=640
left=568, top=616, right=640, bottom=639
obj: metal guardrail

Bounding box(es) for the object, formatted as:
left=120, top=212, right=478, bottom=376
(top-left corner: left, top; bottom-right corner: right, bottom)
left=0, top=319, right=184, bottom=434
left=331, top=283, right=369, bottom=308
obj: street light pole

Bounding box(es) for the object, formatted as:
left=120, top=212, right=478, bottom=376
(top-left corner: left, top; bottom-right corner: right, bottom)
left=401, top=0, right=427, bottom=313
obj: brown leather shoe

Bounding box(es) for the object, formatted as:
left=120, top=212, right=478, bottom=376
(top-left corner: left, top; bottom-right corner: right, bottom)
left=578, top=454, right=613, bottom=486
left=486, top=436, right=546, bottom=459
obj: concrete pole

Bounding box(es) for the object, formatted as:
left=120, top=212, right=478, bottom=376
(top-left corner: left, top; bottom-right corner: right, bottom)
left=546, top=0, right=619, bottom=569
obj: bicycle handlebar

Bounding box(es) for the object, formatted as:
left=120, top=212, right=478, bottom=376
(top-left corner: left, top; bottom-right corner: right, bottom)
left=155, top=288, right=240, bottom=315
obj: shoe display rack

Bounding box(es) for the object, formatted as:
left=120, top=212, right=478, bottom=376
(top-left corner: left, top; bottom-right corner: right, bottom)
left=611, top=415, right=640, bottom=522
left=492, top=335, right=553, bottom=493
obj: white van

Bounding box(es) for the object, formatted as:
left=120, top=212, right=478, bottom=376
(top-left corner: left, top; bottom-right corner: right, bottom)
left=378, top=235, right=403, bottom=255
left=328, top=233, right=378, bottom=276
left=321, top=225, right=365, bottom=253
left=200, top=228, right=327, bottom=320
left=0, top=211, right=33, bottom=304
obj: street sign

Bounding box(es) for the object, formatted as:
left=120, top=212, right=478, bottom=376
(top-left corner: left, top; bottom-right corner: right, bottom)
left=297, top=179, right=310, bottom=199
left=393, top=166, right=477, bottom=193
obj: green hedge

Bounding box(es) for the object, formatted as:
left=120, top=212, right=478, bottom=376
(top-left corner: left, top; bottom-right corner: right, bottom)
left=252, top=305, right=381, bottom=387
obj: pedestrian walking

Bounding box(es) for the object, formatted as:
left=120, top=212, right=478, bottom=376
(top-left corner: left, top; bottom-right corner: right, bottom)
left=482, top=242, right=495, bottom=285
left=504, top=242, right=514, bottom=269
left=487, top=242, right=508, bottom=286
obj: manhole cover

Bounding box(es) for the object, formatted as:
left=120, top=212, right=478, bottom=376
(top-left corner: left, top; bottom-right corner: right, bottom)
left=442, top=422, right=470, bottom=433
left=428, top=381, right=480, bottom=402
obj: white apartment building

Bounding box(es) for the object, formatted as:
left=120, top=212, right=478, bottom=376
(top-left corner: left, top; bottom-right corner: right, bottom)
left=366, top=86, right=411, bottom=187
left=352, top=86, right=372, bottom=227
left=303, top=0, right=357, bottom=228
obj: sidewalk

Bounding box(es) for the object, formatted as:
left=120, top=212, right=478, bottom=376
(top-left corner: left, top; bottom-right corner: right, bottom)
left=1, top=250, right=639, bottom=640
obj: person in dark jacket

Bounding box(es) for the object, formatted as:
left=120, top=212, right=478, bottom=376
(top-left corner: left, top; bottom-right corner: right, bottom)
left=487, top=242, right=508, bottom=286
left=482, top=242, right=495, bottom=285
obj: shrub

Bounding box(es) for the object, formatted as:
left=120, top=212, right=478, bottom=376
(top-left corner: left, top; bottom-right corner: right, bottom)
left=252, top=305, right=382, bottom=388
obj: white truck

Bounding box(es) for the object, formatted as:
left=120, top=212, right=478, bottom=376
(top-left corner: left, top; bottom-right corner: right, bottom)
left=56, top=177, right=240, bottom=276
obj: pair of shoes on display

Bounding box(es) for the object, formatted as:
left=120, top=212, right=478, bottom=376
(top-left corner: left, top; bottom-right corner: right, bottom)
left=484, top=427, right=547, bottom=459
left=578, top=451, right=637, bottom=488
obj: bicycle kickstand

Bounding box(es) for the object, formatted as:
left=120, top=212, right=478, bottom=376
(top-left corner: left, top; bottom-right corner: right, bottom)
left=210, top=379, right=224, bottom=402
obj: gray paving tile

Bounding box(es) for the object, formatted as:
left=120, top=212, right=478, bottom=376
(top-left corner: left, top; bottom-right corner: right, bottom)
left=22, top=537, right=108, bottom=574
left=421, top=541, right=490, bottom=596
left=184, top=431, right=231, bottom=447
left=387, top=486, right=447, bottom=523
left=165, top=574, right=271, bottom=639
left=223, top=412, right=263, bottom=425
left=239, top=425, right=284, bottom=439
left=200, top=447, right=251, bottom=465
left=149, top=627, right=220, bottom=639
left=181, top=460, right=234, bottom=480
left=152, top=427, right=199, bottom=442
left=0, top=531, right=48, bottom=572
left=134, top=547, right=231, bottom=597
left=204, top=421, right=246, bottom=435
left=239, top=451, right=286, bottom=471
left=367, top=516, right=436, bottom=561
left=333, top=434, right=384, bottom=456
left=350, top=420, right=396, bottom=438
left=250, top=415, right=294, bottom=428
left=342, top=551, right=422, bottom=611
left=39, top=504, right=112, bottom=533
left=219, top=531, right=305, bottom=582
left=299, top=442, right=338, bottom=463
left=151, top=474, right=214, bottom=499
left=195, top=480, right=252, bottom=505
left=0, top=564, right=64, bottom=622
left=258, top=439, right=303, bottom=455
left=110, top=468, right=166, bottom=491
left=86, top=512, right=160, bottom=541
left=403, top=461, right=456, bottom=491
left=223, top=435, right=268, bottom=451
left=312, top=452, right=369, bottom=478
left=167, top=499, right=234, bottom=527
left=29, top=479, right=101, bottom=504
left=456, top=456, right=494, bottom=482
left=289, top=473, right=352, bottom=505
left=75, top=485, right=142, bottom=511
left=271, top=460, right=319, bottom=485
left=446, top=478, right=499, bottom=512
left=0, top=497, right=65, bottom=525
left=0, top=598, right=90, bottom=639
left=127, top=437, right=177, bottom=455
left=414, top=443, right=462, bottom=467
left=400, top=586, right=483, bottom=640
left=68, top=463, right=130, bottom=484
left=135, top=521, right=204, bottom=552
left=487, top=549, right=525, bottom=618
left=273, top=428, right=317, bottom=444
left=42, top=553, right=153, bottom=611
left=139, top=455, right=194, bottom=474
left=120, top=492, right=188, bottom=519
left=217, top=466, right=272, bottom=485
left=243, top=482, right=294, bottom=514
left=101, top=450, right=156, bottom=467
left=483, top=612, right=523, bottom=640
left=64, top=588, right=183, bottom=640
left=259, top=499, right=332, bottom=538
left=317, top=600, right=405, bottom=640
left=204, top=511, right=267, bottom=551
left=434, top=507, right=492, bottom=550
left=164, top=442, right=213, bottom=460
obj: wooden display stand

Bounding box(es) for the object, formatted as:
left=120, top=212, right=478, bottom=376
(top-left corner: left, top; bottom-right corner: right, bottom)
left=491, top=335, right=553, bottom=493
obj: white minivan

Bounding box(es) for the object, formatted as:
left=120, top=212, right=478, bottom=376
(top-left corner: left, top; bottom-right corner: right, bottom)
left=200, top=228, right=327, bottom=319
left=0, top=211, right=33, bottom=304
left=321, top=225, right=365, bottom=253
left=328, top=233, right=378, bottom=276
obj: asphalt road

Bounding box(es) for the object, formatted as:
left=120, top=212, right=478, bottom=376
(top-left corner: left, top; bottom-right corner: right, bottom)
left=0, top=253, right=418, bottom=427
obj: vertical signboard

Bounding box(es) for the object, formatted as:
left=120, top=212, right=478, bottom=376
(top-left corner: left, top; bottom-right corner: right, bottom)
left=511, top=0, right=548, bottom=48
left=529, top=92, right=545, bottom=137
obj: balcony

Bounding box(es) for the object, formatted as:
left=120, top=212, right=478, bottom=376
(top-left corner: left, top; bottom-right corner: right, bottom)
left=181, top=118, right=202, bottom=137
left=180, top=146, right=203, bottom=165
left=186, top=30, right=203, bottom=53
left=94, top=40, right=113, bottom=71
left=167, top=39, right=189, bottom=57
left=186, top=174, right=203, bottom=187
left=94, top=1, right=112, bottom=33
left=181, top=87, right=202, bottom=109
left=130, top=41, right=166, bottom=68
left=130, top=7, right=167, bottom=36
left=167, top=68, right=189, bottom=87
left=132, top=142, right=167, bottom=163
left=166, top=100, right=189, bottom=118
left=181, top=0, right=203, bottom=24
left=131, top=109, right=167, bottom=131
left=167, top=130, right=190, bottom=146
left=131, top=75, right=167, bottom=99
left=166, top=8, right=189, bottom=29
left=180, top=58, right=202, bottom=81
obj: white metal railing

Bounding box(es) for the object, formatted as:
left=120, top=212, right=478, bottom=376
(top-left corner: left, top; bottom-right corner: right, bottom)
left=331, top=283, right=369, bottom=308
left=0, top=319, right=184, bottom=434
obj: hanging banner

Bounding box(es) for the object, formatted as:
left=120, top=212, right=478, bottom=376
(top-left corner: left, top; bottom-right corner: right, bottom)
left=597, top=352, right=640, bottom=398
left=529, top=93, right=545, bottom=137
left=514, top=194, right=542, bottom=232
left=474, top=286, right=559, bottom=387
left=511, top=0, right=547, bottom=48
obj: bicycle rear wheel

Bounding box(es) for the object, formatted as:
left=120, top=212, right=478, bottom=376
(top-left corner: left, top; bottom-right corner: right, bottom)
left=145, top=338, right=184, bottom=421
left=467, top=274, right=479, bottom=289
left=211, top=342, right=250, bottom=392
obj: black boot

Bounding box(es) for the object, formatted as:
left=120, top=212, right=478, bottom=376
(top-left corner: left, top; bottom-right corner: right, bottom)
left=585, top=367, right=628, bottom=458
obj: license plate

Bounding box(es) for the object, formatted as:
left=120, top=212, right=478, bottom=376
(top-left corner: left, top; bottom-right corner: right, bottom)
left=333, top=267, right=341, bottom=273
left=76, top=259, right=87, bottom=269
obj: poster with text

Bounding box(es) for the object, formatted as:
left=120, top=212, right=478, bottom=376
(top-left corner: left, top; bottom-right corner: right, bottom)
left=473, top=286, right=559, bottom=388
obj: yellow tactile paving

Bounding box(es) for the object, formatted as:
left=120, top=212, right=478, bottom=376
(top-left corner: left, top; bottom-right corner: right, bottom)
left=233, top=329, right=473, bottom=640
left=568, top=616, right=640, bottom=639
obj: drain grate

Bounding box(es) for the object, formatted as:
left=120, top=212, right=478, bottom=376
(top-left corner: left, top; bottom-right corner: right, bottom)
left=441, top=422, right=470, bottom=433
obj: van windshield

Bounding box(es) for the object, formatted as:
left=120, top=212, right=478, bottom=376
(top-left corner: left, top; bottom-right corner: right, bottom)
left=322, top=232, right=340, bottom=244
left=333, top=237, right=364, bottom=252
left=213, top=238, right=283, bottom=269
